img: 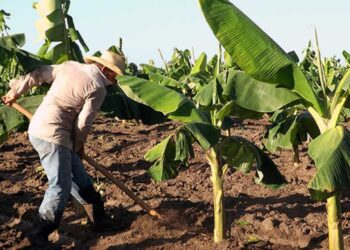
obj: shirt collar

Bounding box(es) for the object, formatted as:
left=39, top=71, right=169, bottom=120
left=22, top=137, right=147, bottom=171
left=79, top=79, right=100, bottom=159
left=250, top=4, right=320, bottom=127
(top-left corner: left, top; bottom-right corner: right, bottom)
left=92, top=64, right=114, bottom=86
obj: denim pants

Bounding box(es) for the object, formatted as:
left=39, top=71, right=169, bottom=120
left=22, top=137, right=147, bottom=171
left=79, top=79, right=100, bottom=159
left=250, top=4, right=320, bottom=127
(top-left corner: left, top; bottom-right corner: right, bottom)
left=29, top=135, right=93, bottom=223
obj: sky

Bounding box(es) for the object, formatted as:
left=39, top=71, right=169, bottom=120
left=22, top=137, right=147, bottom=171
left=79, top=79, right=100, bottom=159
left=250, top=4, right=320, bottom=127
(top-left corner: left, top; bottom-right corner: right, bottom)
left=1, top=0, right=350, bottom=66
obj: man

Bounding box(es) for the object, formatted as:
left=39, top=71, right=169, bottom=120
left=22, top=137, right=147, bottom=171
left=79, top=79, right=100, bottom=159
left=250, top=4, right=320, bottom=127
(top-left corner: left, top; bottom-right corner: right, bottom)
left=1, top=50, right=126, bottom=246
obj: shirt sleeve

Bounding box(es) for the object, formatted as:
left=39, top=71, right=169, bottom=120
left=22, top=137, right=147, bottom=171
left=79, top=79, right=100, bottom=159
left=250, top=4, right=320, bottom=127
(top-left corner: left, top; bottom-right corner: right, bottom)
left=73, top=87, right=106, bottom=152
left=8, top=64, right=60, bottom=97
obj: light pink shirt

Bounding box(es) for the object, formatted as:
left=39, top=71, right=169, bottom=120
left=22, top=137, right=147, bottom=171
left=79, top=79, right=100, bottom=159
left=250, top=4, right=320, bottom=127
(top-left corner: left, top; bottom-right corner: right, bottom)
left=8, top=61, right=112, bottom=151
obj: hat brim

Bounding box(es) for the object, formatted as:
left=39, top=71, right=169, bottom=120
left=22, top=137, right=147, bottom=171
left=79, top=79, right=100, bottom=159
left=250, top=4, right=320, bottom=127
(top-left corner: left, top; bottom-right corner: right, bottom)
left=84, top=56, right=124, bottom=76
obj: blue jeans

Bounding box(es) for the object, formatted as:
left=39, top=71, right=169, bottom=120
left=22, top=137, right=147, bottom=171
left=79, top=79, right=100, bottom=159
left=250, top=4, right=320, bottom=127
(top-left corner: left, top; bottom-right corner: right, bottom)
left=29, top=135, right=93, bottom=223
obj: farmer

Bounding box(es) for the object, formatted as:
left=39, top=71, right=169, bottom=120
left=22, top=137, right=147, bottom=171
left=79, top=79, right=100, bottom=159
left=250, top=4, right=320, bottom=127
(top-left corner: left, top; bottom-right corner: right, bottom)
left=1, top=50, right=126, bottom=246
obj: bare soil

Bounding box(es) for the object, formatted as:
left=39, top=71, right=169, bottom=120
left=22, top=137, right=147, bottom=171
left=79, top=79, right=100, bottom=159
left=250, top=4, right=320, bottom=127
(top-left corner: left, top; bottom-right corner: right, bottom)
left=1, top=116, right=350, bottom=249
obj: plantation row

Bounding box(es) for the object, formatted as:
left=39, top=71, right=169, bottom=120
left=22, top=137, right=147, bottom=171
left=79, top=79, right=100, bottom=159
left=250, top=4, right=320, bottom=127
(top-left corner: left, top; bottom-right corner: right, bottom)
left=1, top=1, right=350, bottom=249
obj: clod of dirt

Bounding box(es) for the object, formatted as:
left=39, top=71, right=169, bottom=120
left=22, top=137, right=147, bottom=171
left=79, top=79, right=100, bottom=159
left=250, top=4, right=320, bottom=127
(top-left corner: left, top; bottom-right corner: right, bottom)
left=131, top=209, right=195, bottom=235
left=261, top=218, right=274, bottom=231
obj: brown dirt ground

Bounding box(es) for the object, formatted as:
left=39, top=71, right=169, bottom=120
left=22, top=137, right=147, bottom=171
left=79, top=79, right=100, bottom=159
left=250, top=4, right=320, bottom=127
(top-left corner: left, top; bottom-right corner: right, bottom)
left=1, top=116, right=350, bottom=250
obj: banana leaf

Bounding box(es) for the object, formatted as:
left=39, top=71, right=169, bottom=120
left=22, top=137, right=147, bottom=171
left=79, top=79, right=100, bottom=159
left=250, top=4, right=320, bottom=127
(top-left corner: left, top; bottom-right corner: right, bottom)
left=193, top=77, right=222, bottom=107
left=140, top=64, right=164, bottom=75
left=100, top=90, right=167, bottom=124
left=148, top=73, right=183, bottom=91
left=308, top=126, right=350, bottom=200
left=218, top=136, right=286, bottom=189
left=0, top=33, right=25, bottom=48
left=190, top=52, right=207, bottom=76
left=66, top=14, right=89, bottom=52
left=117, top=76, right=209, bottom=124
left=194, top=69, right=299, bottom=113
left=0, top=95, right=44, bottom=144
left=0, top=9, right=10, bottom=33
left=343, top=50, right=350, bottom=65
left=215, top=101, right=263, bottom=121
left=145, top=122, right=220, bottom=182
left=219, top=69, right=300, bottom=112
left=146, top=136, right=178, bottom=181
left=264, top=111, right=319, bottom=153
left=0, top=43, right=45, bottom=73
left=199, top=0, right=324, bottom=116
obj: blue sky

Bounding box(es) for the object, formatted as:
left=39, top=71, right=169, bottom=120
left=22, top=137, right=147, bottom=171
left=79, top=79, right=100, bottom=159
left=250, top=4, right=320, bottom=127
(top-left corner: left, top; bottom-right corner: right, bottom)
left=2, top=1, right=350, bottom=65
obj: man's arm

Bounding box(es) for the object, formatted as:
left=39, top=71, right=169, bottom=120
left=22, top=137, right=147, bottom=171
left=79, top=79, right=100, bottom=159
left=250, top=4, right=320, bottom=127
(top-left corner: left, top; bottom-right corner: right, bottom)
left=73, top=87, right=106, bottom=154
left=1, top=65, right=59, bottom=105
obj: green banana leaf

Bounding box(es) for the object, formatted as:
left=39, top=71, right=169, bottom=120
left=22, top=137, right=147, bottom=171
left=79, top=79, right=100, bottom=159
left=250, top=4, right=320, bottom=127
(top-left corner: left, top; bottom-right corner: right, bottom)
left=194, top=69, right=299, bottom=112
left=0, top=33, right=25, bottom=48
left=218, top=136, right=286, bottom=189
left=37, top=40, right=51, bottom=57
left=117, top=76, right=209, bottom=123
left=207, top=54, right=219, bottom=75
left=146, top=136, right=178, bottom=181
left=287, top=51, right=299, bottom=63
left=215, top=101, right=263, bottom=121
left=145, top=122, right=220, bottom=182
left=0, top=95, right=44, bottom=144
left=0, top=43, right=46, bottom=74
left=167, top=48, right=193, bottom=80
left=190, top=52, right=207, bottom=76
left=199, top=0, right=324, bottom=116
left=148, top=73, right=183, bottom=90
left=0, top=9, right=10, bottom=33
left=219, top=69, right=300, bottom=112
left=308, top=126, right=350, bottom=200
left=66, top=15, right=89, bottom=52
left=224, top=51, right=235, bottom=68
left=43, top=42, right=68, bottom=64
left=331, top=69, right=350, bottom=112
left=193, top=77, right=222, bottom=107
left=264, top=111, right=319, bottom=153
left=100, top=90, right=167, bottom=124
left=140, top=64, right=164, bottom=75
left=343, top=50, right=350, bottom=65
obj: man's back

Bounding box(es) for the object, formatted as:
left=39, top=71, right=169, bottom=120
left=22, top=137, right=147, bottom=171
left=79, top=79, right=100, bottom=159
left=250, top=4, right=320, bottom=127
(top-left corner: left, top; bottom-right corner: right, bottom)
left=28, top=61, right=108, bottom=150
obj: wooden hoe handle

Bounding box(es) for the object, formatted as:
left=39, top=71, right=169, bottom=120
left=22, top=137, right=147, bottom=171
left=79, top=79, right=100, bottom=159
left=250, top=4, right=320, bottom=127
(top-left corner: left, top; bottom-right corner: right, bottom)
left=12, top=103, right=33, bottom=120
left=9, top=102, right=161, bottom=219
left=82, top=154, right=162, bottom=219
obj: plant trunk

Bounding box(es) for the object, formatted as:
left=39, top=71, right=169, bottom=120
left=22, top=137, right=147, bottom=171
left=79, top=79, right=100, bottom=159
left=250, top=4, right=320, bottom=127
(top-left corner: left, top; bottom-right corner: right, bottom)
left=206, top=148, right=225, bottom=243
left=327, top=194, right=344, bottom=250
left=293, top=145, right=300, bottom=167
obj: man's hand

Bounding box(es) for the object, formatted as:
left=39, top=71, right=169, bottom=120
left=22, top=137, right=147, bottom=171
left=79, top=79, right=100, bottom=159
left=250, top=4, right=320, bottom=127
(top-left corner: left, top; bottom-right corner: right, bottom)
left=1, top=92, right=17, bottom=106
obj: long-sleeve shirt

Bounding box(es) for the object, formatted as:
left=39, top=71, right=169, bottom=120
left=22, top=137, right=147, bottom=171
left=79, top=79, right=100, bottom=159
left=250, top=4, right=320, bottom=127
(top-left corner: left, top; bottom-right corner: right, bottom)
left=8, top=61, right=112, bottom=151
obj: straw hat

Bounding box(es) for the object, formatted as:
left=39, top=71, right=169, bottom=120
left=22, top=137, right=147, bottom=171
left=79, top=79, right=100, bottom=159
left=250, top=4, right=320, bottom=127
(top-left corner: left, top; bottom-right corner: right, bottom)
left=84, top=50, right=126, bottom=76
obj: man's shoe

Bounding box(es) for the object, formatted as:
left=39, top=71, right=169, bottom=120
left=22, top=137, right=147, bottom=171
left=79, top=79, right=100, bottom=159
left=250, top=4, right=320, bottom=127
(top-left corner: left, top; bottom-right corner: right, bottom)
left=83, top=203, right=106, bottom=231
left=20, top=216, right=59, bottom=248
left=79, top=185, right=106, bottom=231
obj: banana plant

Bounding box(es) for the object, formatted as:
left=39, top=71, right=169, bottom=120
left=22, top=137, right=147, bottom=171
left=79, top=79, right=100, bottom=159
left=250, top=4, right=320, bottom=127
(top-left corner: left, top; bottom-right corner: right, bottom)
left=117, top=75, right=287, bottom=242
left=264, top=43, right=349, bottom=160
left=199, top=0, right=350, bottom=248
left=33, top=0, right=89, bottom=63
left=142, top=48, right=230, bottom=99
